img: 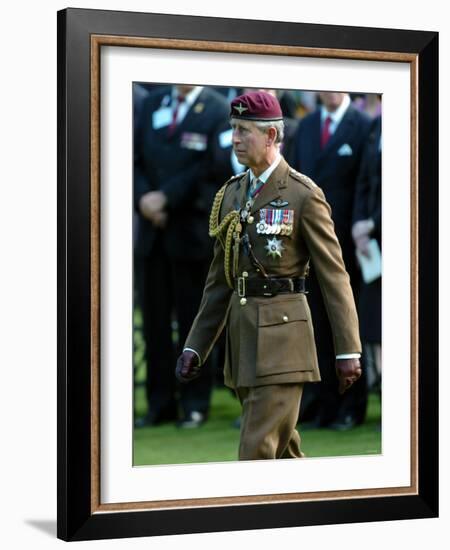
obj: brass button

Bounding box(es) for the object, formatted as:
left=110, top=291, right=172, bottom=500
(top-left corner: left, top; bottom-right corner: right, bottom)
left=248, top=216, right=254, bottom=224
left=283, top=315, right=289, bottom=322
left=240, top=298, right=247, bottom=306
left=242, top=271, right=249, bottom=277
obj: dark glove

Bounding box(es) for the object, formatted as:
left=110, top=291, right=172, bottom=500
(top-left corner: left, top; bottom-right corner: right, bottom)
left=335, top=358, right=362, bottom=394
left=175, top=350, right=201, bottom=384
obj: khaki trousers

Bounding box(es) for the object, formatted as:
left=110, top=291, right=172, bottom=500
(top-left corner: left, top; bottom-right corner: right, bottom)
left=235, top=383, right=305, bottom=460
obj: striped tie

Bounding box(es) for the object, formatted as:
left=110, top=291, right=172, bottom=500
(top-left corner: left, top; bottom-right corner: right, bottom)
left=248, top=178, right=264, bottom=200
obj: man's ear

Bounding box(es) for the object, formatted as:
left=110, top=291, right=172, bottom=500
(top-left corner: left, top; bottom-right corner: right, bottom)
left=266, top=126, right=277, bottom=146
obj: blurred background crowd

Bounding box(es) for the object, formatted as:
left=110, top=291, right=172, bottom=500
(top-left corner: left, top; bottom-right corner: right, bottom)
left=133, top=84, right=382, bottom=433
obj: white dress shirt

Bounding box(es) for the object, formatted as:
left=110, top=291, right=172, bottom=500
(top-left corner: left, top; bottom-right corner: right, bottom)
left=170, top=86, right=204, bottom=125
left=320, top=93, right=351, bottom=135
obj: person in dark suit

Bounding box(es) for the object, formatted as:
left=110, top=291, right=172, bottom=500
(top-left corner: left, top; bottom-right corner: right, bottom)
left=133, top=83, right=150, bottom=419
left=352, top=115, right=382, bottom=394
left=290, top=92, right=372, bottom=430
left=134, top=84, right=229, bottom=428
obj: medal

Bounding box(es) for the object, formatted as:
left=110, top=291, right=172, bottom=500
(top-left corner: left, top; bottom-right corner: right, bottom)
left=241, top=199, right=254, bottom=222
left=258, top=209, right=268, bottom=234
left=257, top=208, right=293, bottom=235
left=265, top=237, right=285, bottom=259
left=256, top=221, right=266, bottom=234
left=282, top=209, right=294, bottom=236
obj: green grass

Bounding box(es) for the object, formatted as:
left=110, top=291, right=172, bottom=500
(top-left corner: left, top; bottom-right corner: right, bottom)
left=299, top=395, right=381, bottom=458
left=133, top=306, right=381, bottom=465
left=133, top=386, right=381, bottom=466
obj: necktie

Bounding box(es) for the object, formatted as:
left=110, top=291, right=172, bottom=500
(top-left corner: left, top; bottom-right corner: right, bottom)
left=168, top=94, right=184, bottom=136
left=321, top=115, right=332, bottom=149
left=248, top=178, right=264, bottom=200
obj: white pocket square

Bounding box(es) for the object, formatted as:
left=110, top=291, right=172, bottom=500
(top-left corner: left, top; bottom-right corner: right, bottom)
left=337, top=143, right=353, bottom=156
left=219, top=129, right=233, bottom=148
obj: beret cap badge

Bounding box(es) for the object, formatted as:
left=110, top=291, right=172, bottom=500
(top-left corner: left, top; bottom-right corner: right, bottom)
left=230, top=91, right=283, bottom=121
left=233, top=102, right=248, bottom=115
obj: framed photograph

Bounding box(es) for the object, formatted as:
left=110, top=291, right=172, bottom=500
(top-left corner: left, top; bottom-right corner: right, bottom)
left=57, top=8, right=438, bottom=541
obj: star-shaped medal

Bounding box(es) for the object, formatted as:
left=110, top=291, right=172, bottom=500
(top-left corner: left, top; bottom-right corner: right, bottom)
left=265, top=237, right=285, bottom=259
left=233, top=102, right=248, bottom=115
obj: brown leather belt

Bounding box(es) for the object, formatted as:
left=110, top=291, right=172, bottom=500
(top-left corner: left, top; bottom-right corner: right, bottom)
left=235, top=276, right=306, bottom=297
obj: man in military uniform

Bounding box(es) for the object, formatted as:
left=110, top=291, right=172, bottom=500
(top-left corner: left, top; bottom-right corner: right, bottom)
left=175, top=91, right=362, bottom=460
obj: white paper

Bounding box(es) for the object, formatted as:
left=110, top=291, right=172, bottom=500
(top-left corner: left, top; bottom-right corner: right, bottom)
left=356, top=239, right=382, bottom=283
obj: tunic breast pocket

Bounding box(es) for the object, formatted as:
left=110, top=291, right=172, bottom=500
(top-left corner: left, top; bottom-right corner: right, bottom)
left=256, top=298, right=314, bottom=377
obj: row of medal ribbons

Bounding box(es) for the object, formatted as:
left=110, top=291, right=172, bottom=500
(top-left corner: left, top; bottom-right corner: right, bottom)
left=256, top=208, right=294, bottom=236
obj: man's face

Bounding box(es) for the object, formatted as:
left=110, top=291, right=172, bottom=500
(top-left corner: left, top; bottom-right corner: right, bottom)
left=231, top=118, right=268, bottom=168
left=319, top=92, right=346, bottom=112
left=176, top=85, right=195, bottom=97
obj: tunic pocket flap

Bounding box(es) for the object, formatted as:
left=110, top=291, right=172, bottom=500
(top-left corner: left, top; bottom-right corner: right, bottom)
left=258, top=300, right=307, bottom=327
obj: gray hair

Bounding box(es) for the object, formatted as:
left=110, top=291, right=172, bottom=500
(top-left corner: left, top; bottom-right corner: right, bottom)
left=254, top=119, right=285, bottom=144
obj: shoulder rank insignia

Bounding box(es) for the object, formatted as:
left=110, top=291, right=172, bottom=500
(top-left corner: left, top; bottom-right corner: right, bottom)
left=290, top=168, right=317, bottom=188
left=225, top=171, right=247, bottom=185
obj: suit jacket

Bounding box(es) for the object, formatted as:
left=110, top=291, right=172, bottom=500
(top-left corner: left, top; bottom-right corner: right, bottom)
left=184, top=157, right=361, bottom=389
left=134, top=86, right=229, bottom=260
left=290, top=104, right=372, bottom=278
left=352, top=116, right=382, bottom=245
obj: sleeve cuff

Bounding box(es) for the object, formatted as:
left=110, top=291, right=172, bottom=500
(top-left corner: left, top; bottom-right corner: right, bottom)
left=336, top=353, right=361, bottom=359
left=183, top=347, right=202, bottom=365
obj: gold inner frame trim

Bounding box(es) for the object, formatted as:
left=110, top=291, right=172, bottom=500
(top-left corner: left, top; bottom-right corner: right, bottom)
left=90, top=34, right=419, bottom=514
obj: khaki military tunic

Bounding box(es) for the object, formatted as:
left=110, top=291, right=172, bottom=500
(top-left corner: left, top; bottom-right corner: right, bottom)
left=185, top=157, right=361, bottom=390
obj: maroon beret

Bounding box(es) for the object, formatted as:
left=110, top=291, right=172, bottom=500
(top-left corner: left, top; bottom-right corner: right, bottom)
left=230, top=91, right=283, bottom=121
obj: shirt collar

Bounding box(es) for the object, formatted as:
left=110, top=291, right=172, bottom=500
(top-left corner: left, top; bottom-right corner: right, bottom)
left=171, top=86, right=204, bottom=106
left=321, top=94, right=351, bottom=126
left=249, top=153, right=282, bottom=185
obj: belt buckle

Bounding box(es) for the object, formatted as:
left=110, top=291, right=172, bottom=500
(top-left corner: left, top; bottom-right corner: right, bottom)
left=237, top=276, right=246, bottom=297
left=263, top=279, right=274, bottom=297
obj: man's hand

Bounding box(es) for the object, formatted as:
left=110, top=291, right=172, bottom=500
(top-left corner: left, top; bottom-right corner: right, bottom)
left=352, top=219, right=374, bottom=241
left=152, top=210, right=168, bottom=229
left=354, top=234, right=371, bottom=258
left=175, top=350, right=201, bottom=384
left=336, top=358, right=362, bottom=394
left=139, top=191, right=168, bottom=222
left=352, top=219, right=375, bottom=259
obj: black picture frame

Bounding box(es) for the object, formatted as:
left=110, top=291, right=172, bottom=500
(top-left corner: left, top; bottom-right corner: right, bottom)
left=57, top=7, right=438, bottom=541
